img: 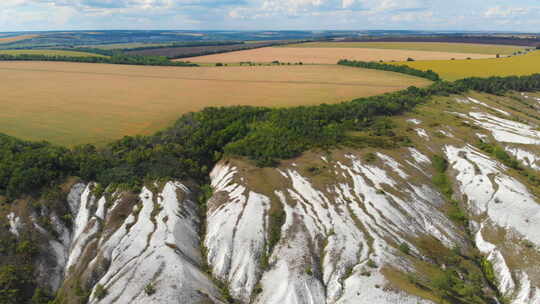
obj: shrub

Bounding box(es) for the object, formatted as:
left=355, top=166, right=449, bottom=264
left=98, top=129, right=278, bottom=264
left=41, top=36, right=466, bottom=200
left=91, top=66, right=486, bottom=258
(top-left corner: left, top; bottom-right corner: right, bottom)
left=94, top=284, right=107, bottom=300
left=144, top=283, right=156, bottom=296
left=399, top=242, right=411, bottom=255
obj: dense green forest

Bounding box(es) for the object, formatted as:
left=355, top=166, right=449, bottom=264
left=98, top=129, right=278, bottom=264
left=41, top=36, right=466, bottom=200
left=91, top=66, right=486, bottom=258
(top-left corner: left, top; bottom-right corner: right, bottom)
left=0, top=53, right=197, bottom=67
left=338, top=59, right=441, bottom=81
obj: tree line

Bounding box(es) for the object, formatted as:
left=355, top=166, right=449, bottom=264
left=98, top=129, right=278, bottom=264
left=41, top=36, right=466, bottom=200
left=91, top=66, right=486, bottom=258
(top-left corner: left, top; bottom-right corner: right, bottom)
left=0, top=53, right=197, bottom=67
left=338, top=59, right=441, bottom=81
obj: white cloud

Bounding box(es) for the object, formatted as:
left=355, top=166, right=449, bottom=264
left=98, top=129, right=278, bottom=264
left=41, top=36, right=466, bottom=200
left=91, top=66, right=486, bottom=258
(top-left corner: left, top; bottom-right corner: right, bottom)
left=484, top=6, right=529, bottom=18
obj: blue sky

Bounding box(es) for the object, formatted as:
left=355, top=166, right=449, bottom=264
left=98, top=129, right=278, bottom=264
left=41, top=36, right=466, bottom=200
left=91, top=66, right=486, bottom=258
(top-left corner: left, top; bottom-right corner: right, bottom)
left=0, top=0, right=539, bottom=31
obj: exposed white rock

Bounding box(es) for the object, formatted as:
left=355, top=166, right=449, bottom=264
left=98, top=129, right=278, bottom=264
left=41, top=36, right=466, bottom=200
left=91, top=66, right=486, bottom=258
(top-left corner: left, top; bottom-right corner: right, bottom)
left=505, top=146, right=540, bottom=170
left=513, top=272, right=540, bottom=304
left=446, top=145, right=540, bottom=302
left=475, top=223, right=515, bottom=296
left=87, top=182, right=224, bottom=304
left=467, top=112, right=540, bottom=144
left=206, top=163, right=271, bottom=302
left=66, top=185, right=95, bottom=270
left=438, top=129, right=454, bottom=138
left=415, top=128, right=429, bottom=139
left=376, top=153, right=409, bottom=179
left=407, top=118, right=422, bottom=125
left=203, top=154, right=465, bottom=304
left=445, top=145, right=540, bottom=246
left=7, top=212, right=22, bottom=237
left=468, top=97, right=510, bottom=116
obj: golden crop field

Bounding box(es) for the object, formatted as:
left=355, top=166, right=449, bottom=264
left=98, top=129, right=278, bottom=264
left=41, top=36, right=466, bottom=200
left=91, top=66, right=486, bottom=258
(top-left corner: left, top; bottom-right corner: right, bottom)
left=0, top=49, right=107, bottom=57
left=0, top=34, right=38, bottom=44
left=281, top=42, right=525, bottom=55
left=398, top=50, right=540, bottom=81
left=185, top=46, right=495, bottom=64
left=0, top=61, right=431, bottom=146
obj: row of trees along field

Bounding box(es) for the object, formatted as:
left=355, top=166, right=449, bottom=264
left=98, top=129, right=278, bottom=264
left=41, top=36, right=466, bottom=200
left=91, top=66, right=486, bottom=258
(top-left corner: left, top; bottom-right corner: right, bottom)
left=1, top=69, right=540, bottom=302
left=338, top=59, right=441, bottom=81
left=0, top=53, right=197, bottom=67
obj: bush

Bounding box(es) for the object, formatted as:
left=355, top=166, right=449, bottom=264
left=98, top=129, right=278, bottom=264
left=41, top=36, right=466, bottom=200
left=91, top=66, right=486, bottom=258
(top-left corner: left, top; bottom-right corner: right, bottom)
left=94, top=284, right=107, bottom=300
left=399, top=242, right=411, bottom=255
left=144, top=283, right=156, bottom=296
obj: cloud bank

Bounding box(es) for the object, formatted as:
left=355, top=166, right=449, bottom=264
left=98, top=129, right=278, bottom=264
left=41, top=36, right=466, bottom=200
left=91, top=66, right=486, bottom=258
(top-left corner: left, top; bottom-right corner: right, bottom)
left=0, top=0, right=539, bottom=31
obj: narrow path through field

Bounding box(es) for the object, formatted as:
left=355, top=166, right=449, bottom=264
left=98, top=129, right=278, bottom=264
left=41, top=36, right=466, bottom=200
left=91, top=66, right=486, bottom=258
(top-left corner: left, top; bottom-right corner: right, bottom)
left=0, top=65, right=408, bottom=88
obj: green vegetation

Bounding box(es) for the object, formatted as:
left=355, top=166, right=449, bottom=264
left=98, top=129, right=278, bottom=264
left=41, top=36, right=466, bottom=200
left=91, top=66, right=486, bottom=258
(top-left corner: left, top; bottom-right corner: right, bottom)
left=398, top=50, right=540, bottom=81
left=0, top=49, right=106, bottom=58
left=0, top=53, right=197, bottom=67
left=94, top=284, right=107, bottom=300
left=432, top=154, right=453, bottom=198
left=144, top=283, right=156, bottom=296
left=261, top=207, right=286, bottom=269
left=399, top=242, right=411, bottom=255
left=338, top=59, right=440, bottom=81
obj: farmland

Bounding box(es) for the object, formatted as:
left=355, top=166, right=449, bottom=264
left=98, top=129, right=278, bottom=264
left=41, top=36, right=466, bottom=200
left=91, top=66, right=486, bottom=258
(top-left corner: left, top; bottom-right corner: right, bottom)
left=281, top=42, right=525, bottom=55
left=0, top=61, right=430, bottom=146
left=398, top=50, right=540, bottom=81
left=185, top=46, right=495, bottom=64
left=0, top=34, right=38, bottom=44
left=125, top=41, right=292, bottom=59
left=0, top=49, right=107, bottom=57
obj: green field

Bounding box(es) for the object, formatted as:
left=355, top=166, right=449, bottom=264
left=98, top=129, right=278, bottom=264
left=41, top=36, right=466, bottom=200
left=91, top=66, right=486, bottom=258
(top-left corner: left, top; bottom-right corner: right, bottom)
left=0, top=49, right=107, bottom=57
left=281, top=42, right=526, bottom=55
left=398, top=50, right=540, bottom=81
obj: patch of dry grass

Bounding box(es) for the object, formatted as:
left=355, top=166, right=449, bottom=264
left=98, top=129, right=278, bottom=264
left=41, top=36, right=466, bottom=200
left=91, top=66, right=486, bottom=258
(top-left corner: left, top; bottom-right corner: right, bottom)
left=0, top=61, right=430, bottom=146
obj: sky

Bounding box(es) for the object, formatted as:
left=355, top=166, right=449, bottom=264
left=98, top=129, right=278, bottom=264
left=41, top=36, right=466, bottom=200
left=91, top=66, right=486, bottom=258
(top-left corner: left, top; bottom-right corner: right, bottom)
left=0, top=0, right=539, bottom=32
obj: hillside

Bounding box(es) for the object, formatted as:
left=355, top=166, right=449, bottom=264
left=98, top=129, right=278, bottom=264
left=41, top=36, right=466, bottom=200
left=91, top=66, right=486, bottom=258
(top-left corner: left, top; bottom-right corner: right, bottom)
left=2, top=87, right=540, bottom=303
